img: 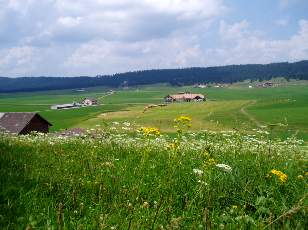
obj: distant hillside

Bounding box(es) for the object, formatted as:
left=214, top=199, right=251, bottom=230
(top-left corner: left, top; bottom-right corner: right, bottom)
left=1, top=60, right=308, bottom=92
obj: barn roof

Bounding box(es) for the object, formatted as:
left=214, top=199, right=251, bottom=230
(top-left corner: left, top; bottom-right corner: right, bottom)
left=166, top=93, right=205, bottom=100
left=0, top=112, right=52, bottom=134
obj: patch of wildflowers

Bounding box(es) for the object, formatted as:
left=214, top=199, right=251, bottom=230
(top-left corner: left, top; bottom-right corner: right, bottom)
left=139, top=127, right=161, bottom=137
left=216, top=164, right=232, bottom=173
left=271, top=169, right=288, bottom=183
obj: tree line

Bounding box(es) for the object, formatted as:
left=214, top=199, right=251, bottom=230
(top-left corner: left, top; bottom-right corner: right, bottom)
left=0, top=60, right=307, bottom=92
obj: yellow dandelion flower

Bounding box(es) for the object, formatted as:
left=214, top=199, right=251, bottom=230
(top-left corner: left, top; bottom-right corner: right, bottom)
left=271, top=169, right=288, bottom=183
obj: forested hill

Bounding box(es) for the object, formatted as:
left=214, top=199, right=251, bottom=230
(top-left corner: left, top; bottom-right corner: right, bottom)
left=1, top=60, right=308, bottom=92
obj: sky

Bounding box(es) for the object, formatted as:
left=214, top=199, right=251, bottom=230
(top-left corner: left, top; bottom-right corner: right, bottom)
left=0, top=0, right=308, bottom=77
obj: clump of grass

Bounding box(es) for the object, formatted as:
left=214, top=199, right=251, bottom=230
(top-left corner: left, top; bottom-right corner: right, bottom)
left=0, top=121, right=307, bottom=229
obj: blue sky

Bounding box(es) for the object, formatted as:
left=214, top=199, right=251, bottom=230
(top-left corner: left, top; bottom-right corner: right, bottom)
left=0, top=0, right=307, bottom=77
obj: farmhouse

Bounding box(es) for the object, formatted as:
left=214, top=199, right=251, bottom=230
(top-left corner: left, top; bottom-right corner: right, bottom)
left=256, top=81, right=275, bottom=88
left=82, top=98, right=98, bottom=106
left=164, top=92, right=206, bottom=103
left=0, top=112, right=52, bottom=135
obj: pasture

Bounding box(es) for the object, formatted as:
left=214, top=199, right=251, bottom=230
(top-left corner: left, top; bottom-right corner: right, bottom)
left=81, top=84, right=308, bottom=141
left=1, top=82, right=308, bottom=140
left=1, top=82, right=308, bottom=229
left=0, top=127, right=307, bottom=229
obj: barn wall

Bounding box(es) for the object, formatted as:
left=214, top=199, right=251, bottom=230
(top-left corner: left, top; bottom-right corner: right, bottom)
left=20, top=116, right=50, bottom=134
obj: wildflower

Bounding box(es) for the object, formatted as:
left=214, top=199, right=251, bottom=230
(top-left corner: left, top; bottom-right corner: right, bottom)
left=143, top=201, right=149, bottom=209
left=216, top=164, right=232, bottom=172
left=174, top=116, right=192, bottom=123
left=139, top=127, right=161, bottom=136
left=207, top=158, right=216, bottom=165
left=193, top=168, right=204, bottom=176
left=197, top=180, right=208, bottom=185
left=123, top=122, right=131, bottom=127
left=169, top=143, right=177, bottom=150
left=297, top=175, right=304, bottom=180
left=271, top=169, right=288, bottom=183
left=174, top=116, right=192, bottom=131
left=102, top=162, right=114, bottom=168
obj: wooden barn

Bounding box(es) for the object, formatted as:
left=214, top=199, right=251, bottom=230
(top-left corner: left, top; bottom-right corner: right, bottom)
left=0, top=112, right=52, bottom=135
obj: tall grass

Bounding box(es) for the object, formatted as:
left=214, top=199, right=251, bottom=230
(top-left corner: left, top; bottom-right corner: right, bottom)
left=0, top=126, right=307, bottom=229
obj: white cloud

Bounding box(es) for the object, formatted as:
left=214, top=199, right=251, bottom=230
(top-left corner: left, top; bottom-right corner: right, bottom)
left=65, top=36, right=205, bottom=75
left=209, top=19, right=308, bottom=65
left=0, top=0, right=226, bottom=76
left=219, top=20, right=249, bottom=40
left=58, top=16, right=83, bottom=27
left=144, top=0, right=227, bottom=19
left=0, top=0, right=307, bottom=76
left=0, top=46, right=37, bottom=75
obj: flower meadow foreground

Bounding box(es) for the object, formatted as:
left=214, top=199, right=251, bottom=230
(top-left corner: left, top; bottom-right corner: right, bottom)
left=0, top=120, right=307, bottom=229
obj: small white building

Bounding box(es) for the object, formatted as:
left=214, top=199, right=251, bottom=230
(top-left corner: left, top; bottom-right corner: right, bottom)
left=81, top=98, right=98, bottom=106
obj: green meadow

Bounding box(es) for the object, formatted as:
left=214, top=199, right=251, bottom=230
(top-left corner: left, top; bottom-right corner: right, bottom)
left=1, top=127, right=307, bottom=229
left=0, top=88, right=126, bottom=131
left=1, top=82, right=308, bottom=229
left=1, top=82, right=308, bottom=140
left=81, top=84, right=308, bottom=141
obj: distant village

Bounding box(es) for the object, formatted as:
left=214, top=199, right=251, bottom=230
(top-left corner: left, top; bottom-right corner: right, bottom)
left=194, top=81, right=277, bottom=89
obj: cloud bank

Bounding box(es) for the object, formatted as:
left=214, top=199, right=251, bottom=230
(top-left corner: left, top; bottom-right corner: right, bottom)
left=0, top=0, right=307, bottom=76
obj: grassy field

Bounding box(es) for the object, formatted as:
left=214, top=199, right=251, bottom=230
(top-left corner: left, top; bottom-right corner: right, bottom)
left=0, top=128, right=307, bottom=229
left=0, top=88, right=127, bottom=131
left=1, top=82, right=308, bottom=140
left=80, top=84, right=308, bottom=141
left=1, top=82, right=308, bottom=229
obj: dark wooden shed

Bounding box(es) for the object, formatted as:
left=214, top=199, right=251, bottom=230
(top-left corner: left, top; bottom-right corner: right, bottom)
left=0, top=112, right=52, bottom=135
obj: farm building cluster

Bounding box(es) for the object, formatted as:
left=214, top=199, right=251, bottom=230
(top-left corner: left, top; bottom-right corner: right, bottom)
left=193, top=83, right=229, bottom=88
left=256, top=81, right=276, bottom=88
left=51, top=98, right=98, bottom=110
left=164, top=92, right=206, bottom=103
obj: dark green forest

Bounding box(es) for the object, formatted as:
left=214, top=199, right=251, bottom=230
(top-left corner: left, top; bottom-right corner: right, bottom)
left=1, top=60, right=308, bottom=92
